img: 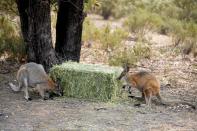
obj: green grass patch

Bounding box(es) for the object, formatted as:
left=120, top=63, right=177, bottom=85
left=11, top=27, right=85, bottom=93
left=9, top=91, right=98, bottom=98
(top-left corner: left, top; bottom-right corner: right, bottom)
left=50, top=62, right=123, bottom=102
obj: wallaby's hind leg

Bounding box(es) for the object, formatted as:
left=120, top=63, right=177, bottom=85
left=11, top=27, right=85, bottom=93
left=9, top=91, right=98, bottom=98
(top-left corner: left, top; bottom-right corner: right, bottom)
left=144, top=89, right=152, bottom=107
left=136, top=89, right=152, bottom=107
left=156, top=93, right=166, bottom=105
left=142, top=92, right=145, bottom=99
left=128, top=86, right=132, bottom=94
left=23, top=78, right=31, bottom=101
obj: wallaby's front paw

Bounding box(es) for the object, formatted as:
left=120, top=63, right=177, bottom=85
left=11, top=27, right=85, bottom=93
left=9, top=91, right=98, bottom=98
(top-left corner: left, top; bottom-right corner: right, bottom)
left=42, top=93, right=50, bottom=100
left=122, top=85, right=126, bottom=89
left=134, top=103, right=148, bottom=108
left=128, top=95, right=135, bottom=98
left=139, top=104, right=147, bottom=107
left=24, top=97, right=32, bottom=101
left=43, top=97, right=48, bottom=100
left=28, top=98, right=32, bottom=101
left=134, top=103, right=141, bottom=107
left=49, top=97, right=54, bottom=100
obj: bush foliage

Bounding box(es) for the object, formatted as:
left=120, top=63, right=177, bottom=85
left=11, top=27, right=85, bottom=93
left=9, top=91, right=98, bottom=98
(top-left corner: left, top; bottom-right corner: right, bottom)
left=109, top=42, right=152, bottom=66
left=124, top=9, right=163, bottom=37
left=96, top=0, right=197, bottom=53
left=0, top=16, right=25, bottom=60
left=97, top=0, right=197, bottom=43
left=82, top=18, right=128, bottom=51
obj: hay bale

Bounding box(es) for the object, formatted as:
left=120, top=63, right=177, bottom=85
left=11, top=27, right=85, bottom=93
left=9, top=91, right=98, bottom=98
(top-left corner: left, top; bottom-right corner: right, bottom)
left=50, top=62, right=123, bottom=102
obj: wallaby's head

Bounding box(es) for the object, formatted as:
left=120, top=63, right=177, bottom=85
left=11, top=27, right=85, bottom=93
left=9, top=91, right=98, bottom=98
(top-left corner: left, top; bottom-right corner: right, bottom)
left=117, top=64, right=130, bottom=80
left=47, top=77, right=63, bottom=96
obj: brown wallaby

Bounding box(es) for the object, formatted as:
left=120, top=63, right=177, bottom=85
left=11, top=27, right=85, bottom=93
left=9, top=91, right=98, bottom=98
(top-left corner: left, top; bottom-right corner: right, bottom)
left=117, top=65, right=196, bottom=109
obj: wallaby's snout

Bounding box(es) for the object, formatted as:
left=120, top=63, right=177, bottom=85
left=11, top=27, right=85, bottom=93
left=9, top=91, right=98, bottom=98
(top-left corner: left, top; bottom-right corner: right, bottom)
left=57, top=91, right=63, bottom=96
left=55, top=84, right=63, bottom=96
left=117, top=72, right=125, bottom=80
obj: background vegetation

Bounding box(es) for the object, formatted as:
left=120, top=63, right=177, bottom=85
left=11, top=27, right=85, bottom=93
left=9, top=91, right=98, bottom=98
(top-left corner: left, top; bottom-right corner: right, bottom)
left=0, top=0, right=196, bottom=65
left=88, top=0, right=197, bottom=66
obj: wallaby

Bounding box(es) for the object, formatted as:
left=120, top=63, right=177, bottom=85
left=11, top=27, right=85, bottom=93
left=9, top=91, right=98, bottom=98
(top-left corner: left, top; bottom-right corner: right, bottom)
left=117, top=65, right=196, bottom=109
left=9, top=62, right=63, bottom=100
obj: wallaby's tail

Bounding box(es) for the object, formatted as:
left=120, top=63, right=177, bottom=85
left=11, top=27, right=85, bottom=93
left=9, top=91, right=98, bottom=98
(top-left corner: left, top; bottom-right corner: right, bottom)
left=156, top=93, right=167, bottom=105
left=177, top=102, right=196, bottom=110
left=9, top=82, right=21, bottom=92
left=156, top=94, right=196, bottom=109
left=163, top=101, right=196, bottom=110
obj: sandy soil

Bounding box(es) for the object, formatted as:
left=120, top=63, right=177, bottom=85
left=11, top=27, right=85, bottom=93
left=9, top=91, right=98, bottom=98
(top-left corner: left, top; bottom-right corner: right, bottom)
left=0, top=61, right=197, bottom=131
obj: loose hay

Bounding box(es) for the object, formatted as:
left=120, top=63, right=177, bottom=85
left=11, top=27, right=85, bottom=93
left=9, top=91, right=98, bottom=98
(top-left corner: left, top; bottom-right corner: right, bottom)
left=50, top=62, right=123, bottom=102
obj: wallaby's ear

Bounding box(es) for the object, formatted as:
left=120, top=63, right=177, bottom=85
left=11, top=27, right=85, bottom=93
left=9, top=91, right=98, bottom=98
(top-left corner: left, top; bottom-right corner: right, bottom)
left=117, top=63, right=129, bottom=80
left=126, top=65, right=129, bottom=72
left=123, top=63, right=130, bottom=72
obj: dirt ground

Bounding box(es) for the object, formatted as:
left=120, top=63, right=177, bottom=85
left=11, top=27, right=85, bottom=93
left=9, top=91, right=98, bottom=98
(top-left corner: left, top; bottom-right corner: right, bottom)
left=0, top=60, right=197, bottom=131
left=1, top=15, right=197, bottom=130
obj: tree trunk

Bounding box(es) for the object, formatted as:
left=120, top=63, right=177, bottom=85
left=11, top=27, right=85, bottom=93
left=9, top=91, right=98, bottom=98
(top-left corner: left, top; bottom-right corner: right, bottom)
left=28, top=0, right=58, bottom=71
left=16, top=0, right=58, bottom=71
left=55, top=0, right=85, bottom=62
left=16, top=0, right=85, bottom=71
left=16, top=0, right=36, bottom=61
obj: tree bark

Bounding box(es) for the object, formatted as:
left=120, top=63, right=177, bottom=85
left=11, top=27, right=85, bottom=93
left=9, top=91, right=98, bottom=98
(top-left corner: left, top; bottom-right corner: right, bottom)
left=16, top=0, right=36, bottom=61
left=16, top=0, right=58, bottom=71
left=55, top=0, right=85, bottom=62
left=28, top=0, right=58, bottom=71
left=16, top=0, right=29, bottom=43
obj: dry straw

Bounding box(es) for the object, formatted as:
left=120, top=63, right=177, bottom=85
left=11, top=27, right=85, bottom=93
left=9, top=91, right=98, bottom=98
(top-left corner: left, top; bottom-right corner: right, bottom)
left=50, top=62, right=123, bottom=102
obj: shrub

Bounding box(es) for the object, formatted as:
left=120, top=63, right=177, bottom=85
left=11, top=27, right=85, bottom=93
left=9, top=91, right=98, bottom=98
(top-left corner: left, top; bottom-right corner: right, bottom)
left=0, top=16, right=25, bottom=61
left=109, top=42, right=152, bottom=66
left=110, top=0, right=134, bottom=19
left=181, top=23, right=197, bottom=56
left=84, top=0, right=100, bottom=13
left=0, top=0, right=18, bottom=16
left=96, top=0, right=197, bottom=22
left=99, top=25, right=128, bottom=52
left=98, top=0, right=134, bottom=19
left=174, top=0, right=197, bottom=22
left=124, top=9, right=163, bottom=38
left=165, top=19, right=186, bottom=45
left=133, top=41, right=152, bottom=59
left=108, top=48, right=138, bottom=67
left=185, top=22, right=197, bottom=40
left=99, top=0, right=116, bottom=19
left=165, top=19, right=197, bottom=45
left=82, top=18, right=100, bottom=44
left=82, top=19, right=128, bottom=51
